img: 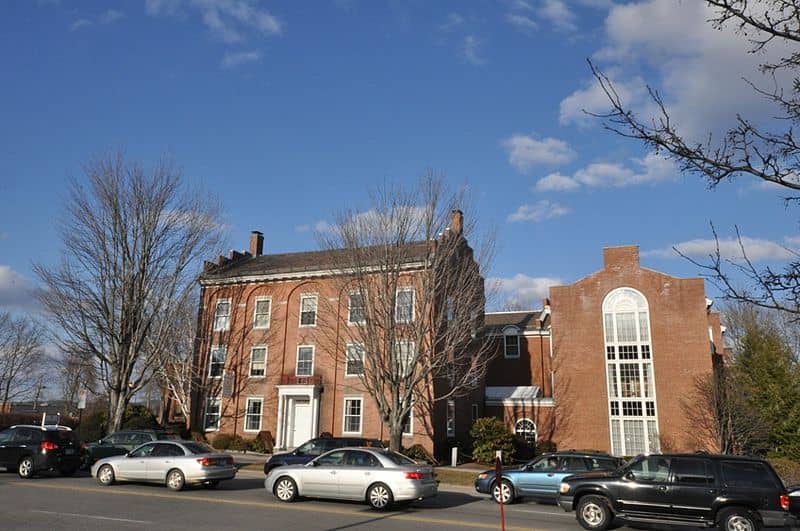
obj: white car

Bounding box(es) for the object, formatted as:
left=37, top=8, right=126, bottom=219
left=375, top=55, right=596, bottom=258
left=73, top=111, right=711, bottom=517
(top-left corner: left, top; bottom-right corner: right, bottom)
left=91, top=440, right=236, bottom=491
left=265, top=446, right=437, bottom=510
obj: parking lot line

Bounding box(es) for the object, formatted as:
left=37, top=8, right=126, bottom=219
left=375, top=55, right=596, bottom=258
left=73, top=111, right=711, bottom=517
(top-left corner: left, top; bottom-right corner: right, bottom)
left=11, top=482, right=538, bottom=531
left=31, top=509, right=152, bottom=525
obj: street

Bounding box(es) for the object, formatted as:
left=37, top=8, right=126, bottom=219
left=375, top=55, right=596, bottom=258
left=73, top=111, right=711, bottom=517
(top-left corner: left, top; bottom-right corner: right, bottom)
left=0, top=468, right=588, bottom=531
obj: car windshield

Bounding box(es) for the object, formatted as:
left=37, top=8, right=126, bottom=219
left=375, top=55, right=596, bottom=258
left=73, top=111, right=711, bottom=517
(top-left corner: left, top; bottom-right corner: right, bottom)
left=182, top=442, right=215, bottom=455
left=381, top=451, right=416, bottom=466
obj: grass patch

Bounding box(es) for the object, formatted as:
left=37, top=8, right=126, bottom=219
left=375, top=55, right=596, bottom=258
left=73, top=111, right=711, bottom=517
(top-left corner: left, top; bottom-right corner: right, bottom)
left=434, top=467, right=479, bottom=487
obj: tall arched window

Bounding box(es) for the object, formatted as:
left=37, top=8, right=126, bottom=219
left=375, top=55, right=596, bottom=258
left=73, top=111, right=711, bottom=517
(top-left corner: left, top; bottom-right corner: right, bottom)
left=515, top=418, right=536, bottom=446
left=603, top=288, right=660, bottom=455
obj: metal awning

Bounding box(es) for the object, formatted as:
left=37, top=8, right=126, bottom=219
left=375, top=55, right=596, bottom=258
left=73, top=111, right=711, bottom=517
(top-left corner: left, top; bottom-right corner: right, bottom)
left=485, top=386, right=541, bottom=403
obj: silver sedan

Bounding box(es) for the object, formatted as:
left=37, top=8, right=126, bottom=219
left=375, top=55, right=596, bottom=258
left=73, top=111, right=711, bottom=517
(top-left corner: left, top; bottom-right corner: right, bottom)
left=91, top=440, right=236, bottom=491
left=264, top=447, right=437, bottom=510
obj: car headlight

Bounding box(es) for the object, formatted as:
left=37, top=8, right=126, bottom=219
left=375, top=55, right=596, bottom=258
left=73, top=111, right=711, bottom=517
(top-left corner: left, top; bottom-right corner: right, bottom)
left=477, top=473, right=489, bottom=480
left=559, top=482, right=570, bottom=494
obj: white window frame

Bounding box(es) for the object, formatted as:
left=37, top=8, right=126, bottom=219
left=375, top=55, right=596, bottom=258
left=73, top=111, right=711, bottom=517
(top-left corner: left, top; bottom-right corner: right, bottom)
left=515, top=418, right=537, bottom=445
left=342, top=396, right=363, bottom=435
left=213, top=299, right=231, bottom=332
left=345, top=343, right=365, bottom=377
left=503, top=326, right=520, bottom=359
left=253, top=296, right=272, bottom=330
left=296, top=344, right=315, bottom=377
left=249, top=346, right=267, bottom=378
left=299, top=294, right=318, bottom=327
left=204, top=397, right=221, bottom=432
left=347, top=291, right=366, bottom=325
left=208, top=346, right=227, bottom=379
left=394, top=340, right=415, bottom=379
left=243, top=396, right=263, bottom=433
left=395, top=288, right=415, bottom=323
left=402, top=406, right=413, bottom=436
left=446, top=399, right=456, bottom=438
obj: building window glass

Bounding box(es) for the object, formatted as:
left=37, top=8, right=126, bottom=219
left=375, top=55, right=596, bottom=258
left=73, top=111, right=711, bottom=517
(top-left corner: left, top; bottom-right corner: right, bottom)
left=603, top=287, right=659, bottom=456
left=254, top=298, right=271, bottom=329
left=343, top=398, right=362, bottom=434
left=515, top=418, right=536, bottom=445
left=209, top=346, right=226, bottom=378
left=296, top=346, right=314, bottom=377
left=446, top=399, right=455, bottom=437
left=204, top=398, right=221, bottom=431
left=402, top=407, right=413, bottom=436
left=348, top=293, right=366, bottom=324
left=300, top=295, right=317, bottom=326
left=345, top=343, right=365, bottom=377
left=213, top=300, right=230, bottom=331
left=244, top=398, right=263, bottom=432
left=250, top=347, right=267, bottom=377
left=504, top=333, right=520, bottom=358
left=394, top=340, right=415, bottom=378
left=395, top=288, right=415, bottom=323
left=471, top=403, right=479, bottom=423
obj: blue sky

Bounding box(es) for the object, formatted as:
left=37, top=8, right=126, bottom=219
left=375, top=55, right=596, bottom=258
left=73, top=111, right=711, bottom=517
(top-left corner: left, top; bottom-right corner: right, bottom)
left=1, top=0, right=798, bottom=313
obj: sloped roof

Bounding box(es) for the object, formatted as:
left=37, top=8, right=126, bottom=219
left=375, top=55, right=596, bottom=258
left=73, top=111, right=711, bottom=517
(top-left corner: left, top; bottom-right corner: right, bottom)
left=484, top=311, right=543, bottom=331
left=485, top=386, right=541, bottom=402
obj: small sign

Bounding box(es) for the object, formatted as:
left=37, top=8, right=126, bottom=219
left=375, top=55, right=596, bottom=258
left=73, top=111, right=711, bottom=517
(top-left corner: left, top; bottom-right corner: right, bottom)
left=77, top=389, right=88, bottom=410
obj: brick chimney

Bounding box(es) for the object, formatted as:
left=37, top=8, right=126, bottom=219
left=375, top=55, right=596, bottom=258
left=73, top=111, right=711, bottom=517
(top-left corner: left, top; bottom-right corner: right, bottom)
left=450, top=210, right=463, bottom=235
left=603, top=245, right=639, bottom=270
left=250, top=231, right=264, bottom=257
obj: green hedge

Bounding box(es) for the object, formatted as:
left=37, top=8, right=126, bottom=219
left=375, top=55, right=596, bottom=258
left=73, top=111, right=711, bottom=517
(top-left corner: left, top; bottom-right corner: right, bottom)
left=770, top=457, right=800, bottom=486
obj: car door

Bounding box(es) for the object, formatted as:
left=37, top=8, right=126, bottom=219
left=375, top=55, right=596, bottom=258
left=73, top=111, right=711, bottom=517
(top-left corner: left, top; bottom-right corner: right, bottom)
left=0, top=428, right=14, bottom=467
left=516, top=456, right=560, bottom=496
left=668, top=457, right=716, bottom=521
left=8, top=428, right=41, bottom=465
left=147, top=443, right=185, bottom=481
left=95, top=433, right=127, bottom=461
left=117, top=442, right=156, bottom=480
left=301, top=450, right=346, bottom=498
left=617, top=456, right=673, bottom=518
left=338, top=450, right=381, bottom=499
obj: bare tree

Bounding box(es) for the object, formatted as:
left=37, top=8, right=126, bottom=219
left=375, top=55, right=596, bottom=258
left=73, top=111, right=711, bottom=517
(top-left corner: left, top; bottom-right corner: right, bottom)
left=317, top=176, right=495, bottom=452
left=589, top=0, right=800, bottom=317
left=0, top=312, right=46, bottom=409
left=59, top=349, right=97, bottom=416
left=34, top=152, right=225, bottom=431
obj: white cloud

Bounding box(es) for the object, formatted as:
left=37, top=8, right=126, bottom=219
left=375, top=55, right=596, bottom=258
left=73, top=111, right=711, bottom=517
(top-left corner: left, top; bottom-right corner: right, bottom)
left=503, top=135, right=575, bottom=172
left=489, top=273, right=561, bottom=309
left=506, top=13, right=537, bottom=33
left=221, top=49, right=262, bottom=68
left=439, top=12, right=464, bottom=32
left=560, top=71, right=649, bottom=127
left=462, top=35, right=486, bottom=66
left=534, top=151, right=676, bottom=190
left=0, top=266, right=31, bottom=309
left=644, top=236, right=800, bottom=262
left=508, top=200, right=571, bottom=223
left=70, top=18, right=92, bottom=31
left=540, top=0, right=576, bottom=32
left=98, top=9, right=124, bottom=24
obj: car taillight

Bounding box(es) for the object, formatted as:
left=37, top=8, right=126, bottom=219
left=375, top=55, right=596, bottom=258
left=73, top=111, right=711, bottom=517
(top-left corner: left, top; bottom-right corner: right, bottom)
left=405, top=472, right=424, bottom=480
left=40, top=441, right=59, bottom=451
left=197, top=458, right=210, bottom=466
left=781, top=494, right=790, bottom=511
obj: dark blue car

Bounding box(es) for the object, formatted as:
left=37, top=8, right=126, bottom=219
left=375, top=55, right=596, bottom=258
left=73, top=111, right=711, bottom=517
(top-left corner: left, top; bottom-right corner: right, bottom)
left=263, top=437, right=384, bottom=474
left=474, top=451, right=622, bottom=504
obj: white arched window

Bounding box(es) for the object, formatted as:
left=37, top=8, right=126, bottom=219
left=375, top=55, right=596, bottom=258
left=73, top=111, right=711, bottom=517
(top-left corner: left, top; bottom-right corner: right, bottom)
left=503, top=326, right=520, bottom=358
left=515, top=418, right=536, bottom=445
left=603, top=288, right=660, bottom=456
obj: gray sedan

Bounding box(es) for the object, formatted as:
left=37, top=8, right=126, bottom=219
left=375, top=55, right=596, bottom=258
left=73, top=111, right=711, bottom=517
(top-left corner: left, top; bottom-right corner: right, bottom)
left=264, top=447, right=437, bottom=510
left=91, top=440, right=236, bottom=491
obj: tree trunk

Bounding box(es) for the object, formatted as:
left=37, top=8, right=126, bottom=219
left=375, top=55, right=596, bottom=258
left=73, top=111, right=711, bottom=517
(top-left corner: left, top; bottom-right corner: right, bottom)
left=388, top=423, right=403, bottom=453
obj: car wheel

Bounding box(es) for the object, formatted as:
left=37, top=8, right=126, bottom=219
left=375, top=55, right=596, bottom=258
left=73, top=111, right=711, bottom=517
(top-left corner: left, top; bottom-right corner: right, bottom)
left=576, top=495, right=612, bottom=531
left=273, top=476, right=297, bottom=502
left=492, top=480, right=515, bottom=504
left=97, top=464, right=115, bottom=486
left=17, top=456, right=34, bottom=479
left=203, top=480, right=220, bottom=489
left=367, top=482, right=394, bottom=510
left=166, top=469, right=185, bottom=491
left=718, top=507, right=760, bottom=531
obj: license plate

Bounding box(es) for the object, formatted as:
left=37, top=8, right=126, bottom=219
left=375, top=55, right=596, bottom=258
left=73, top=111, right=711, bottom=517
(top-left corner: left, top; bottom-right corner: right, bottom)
left=64, top=449, right=75, bottom=455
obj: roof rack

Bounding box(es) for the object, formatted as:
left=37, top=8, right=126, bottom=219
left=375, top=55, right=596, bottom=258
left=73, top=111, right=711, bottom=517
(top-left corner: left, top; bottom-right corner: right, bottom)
left=40, top=412, right=71, bottom=431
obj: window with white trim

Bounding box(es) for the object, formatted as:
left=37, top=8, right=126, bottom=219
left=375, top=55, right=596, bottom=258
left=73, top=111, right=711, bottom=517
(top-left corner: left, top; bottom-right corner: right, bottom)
left=300, top=295, right=318, bottom=326
left=394, top=340, right=415, bottom=378
left=402, top=407, right=413, bottom=436
left=204, top=398, right=221, bottom=431
left=209, top=346, right=226, bottom=378
left=213, top=300, right=231, bottom=331
left=244, top=397, right=263, bottom=432
left=446, top=399, right=455, bottom=437
left=343, top=397, right=362, bottom=434
left=348, top=293, right=366, bottom=324
left=395, top=288, right=415, bottom=323
left=249, top=346, right=267, bottom=377
left=604, top=288, right=660, bottom=456
left=296, top=345, right=314, bottom=376
left=345, top=343, right=364, bottom=377
left=503, top=327, right=520, bottom=358
left=515, top=418, right=536, bottom=445
left=253, top=297, right=271, bottom=329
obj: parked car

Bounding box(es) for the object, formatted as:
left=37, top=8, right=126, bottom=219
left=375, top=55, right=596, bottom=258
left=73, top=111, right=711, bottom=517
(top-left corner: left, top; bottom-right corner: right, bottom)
left=557, top=453, right=798, bottom=531
left=85, top=429, right=179, bottom=466
left=474, top=451, right=622, bottom=504
left=0, top=423, right=82, bottom=478
left=265, top=447, right=437, bottom=510
left=91, top=440, right=236, bottom=491
left=263, top=436, right=384, bottom=474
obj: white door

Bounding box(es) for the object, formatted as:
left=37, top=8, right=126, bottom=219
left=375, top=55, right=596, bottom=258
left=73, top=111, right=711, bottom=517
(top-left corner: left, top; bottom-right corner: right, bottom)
left=290, top=399, right=312, bottom=448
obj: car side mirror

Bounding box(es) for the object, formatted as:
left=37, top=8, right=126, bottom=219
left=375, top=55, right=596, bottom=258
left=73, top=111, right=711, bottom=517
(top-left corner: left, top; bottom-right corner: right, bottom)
left=98, top=439, right=104, bottom=445
left=305, top=460, right=317, bottom=467
left=624, top=471, right=634, bottom=481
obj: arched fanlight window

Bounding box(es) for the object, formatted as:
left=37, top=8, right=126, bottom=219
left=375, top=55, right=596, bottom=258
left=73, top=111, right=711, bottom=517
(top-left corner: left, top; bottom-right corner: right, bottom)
left=603, top=288, right=660, bottom=456
left=514, top=418, right=536, bottom=445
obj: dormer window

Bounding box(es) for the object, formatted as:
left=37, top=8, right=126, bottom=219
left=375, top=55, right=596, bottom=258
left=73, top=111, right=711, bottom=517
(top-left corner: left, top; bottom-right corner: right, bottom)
left=503, top=326, right=520, bottom=358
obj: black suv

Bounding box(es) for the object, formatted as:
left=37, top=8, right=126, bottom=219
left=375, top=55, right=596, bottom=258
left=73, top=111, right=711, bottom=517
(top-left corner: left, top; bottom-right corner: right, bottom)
left=558, top=453, right=796, bottom=531
left=85, top=429, right=178, bottom=466
left=263, top=437, right=384, bottom=474
left=0, top=424, right=82, bottom=478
